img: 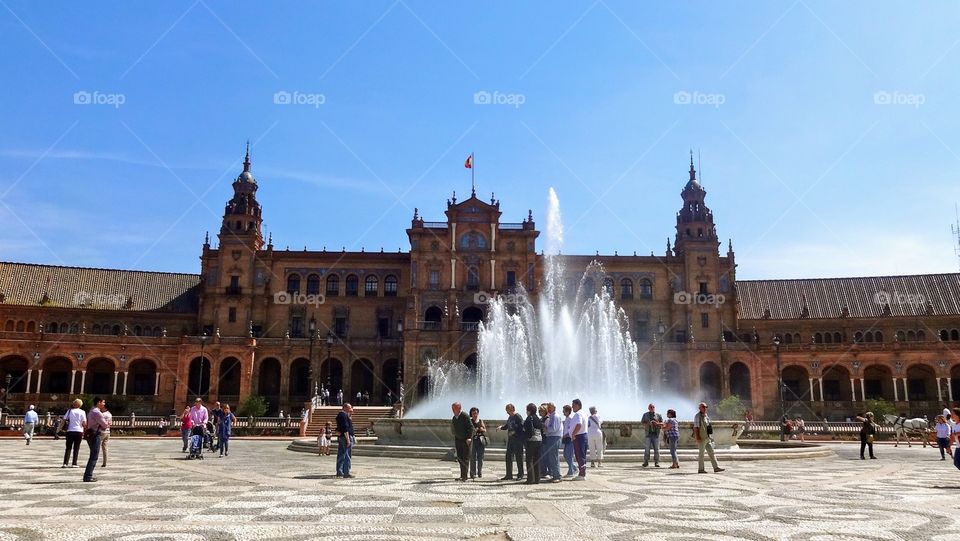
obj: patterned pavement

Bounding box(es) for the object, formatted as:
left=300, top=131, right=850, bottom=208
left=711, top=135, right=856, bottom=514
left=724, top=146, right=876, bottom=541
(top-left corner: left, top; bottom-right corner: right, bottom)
left=0, top=438, right=958, bottom=540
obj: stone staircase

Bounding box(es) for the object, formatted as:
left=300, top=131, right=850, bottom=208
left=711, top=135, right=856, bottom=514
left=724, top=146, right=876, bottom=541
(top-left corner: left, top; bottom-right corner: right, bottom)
left=304, top=406, right=394, bottom=438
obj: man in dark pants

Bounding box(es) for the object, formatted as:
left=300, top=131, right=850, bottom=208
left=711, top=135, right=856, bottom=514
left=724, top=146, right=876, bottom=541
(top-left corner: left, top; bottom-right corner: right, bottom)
left=498, top=403, right=525, bottom=480
left=83, top=397, right=108, bottom=482
left=336, top=403, right=355, bottom=478
left=450, top=402, right=474, bottom=481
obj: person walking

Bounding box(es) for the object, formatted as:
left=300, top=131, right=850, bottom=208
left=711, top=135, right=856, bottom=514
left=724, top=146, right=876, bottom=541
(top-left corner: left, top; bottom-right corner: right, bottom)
left=210, top=402, right=224, bottom=451
left=499, top=403, right=525, bottom=481
left=523, top=403, right=543, bottom=485
left=935, top=415, right=952, bottom=460
left=180, top=407, right=193, bottom=453
left=83, top=397, right=108, bottom=482
left=62, top=399, right=86, bottom=468
left=951, top=408, right=960, bottom=471
left=664, top=409, right=680, bottom=468
left=336, top=389, right=343, bottom=406
left=23, top=405, right=38, bottom=445
left=794, top=416, right=806, bottom=443
left=218, top=404, right=237, bottom=457
left=451, top=402, right=474, bottom=481
left=469, top=407, right=487, bottom=479
left=855, top=412, right=877, bottom=460
left=694, top=402, right=724, bottom=474
left=570, top=398, right=588, bottom=480
left=542, top=403, right=563, bottom=482
left=188, top=398, right=209, bottom=452
left=336, top=403, right=355, bottom=478
left=561, top=404, right=576, bottom=478
left=587, top=406, right=605, bottom=468
left=641, top=403, right=663, bottom=468
left=99, top=403, right=112, bottom=467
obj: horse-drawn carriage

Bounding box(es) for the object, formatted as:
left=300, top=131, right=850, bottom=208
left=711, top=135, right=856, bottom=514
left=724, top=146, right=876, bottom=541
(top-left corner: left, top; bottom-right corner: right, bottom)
left=882, top=414, right=931, bottom=448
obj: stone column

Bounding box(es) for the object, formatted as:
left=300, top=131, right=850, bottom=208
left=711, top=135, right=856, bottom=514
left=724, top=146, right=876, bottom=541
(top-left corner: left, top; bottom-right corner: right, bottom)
left=450, top=259, right=457, bottom=289
left=35, top=369, right=42, bottom=394
left=850, top=378, right=857, bottom=402
left=860, top=379, right=866, bottom=402
left=936, top=378, right=943, bottom=402
left=893, top=377, right=899, bottom=401
left=112, top=372, right=119, bottom=395
left=25, top=370, right=32, bottom=396
left=79, top=371, right=87, bottom=394
left=818, top=378, right=824, bottom=402
left=122, top=373, right=128, bottom=396
left=949, top=380, right=955, bottom=402
left=490, top=259, right=496, bottom=290
left=808, top=378, right=815, bottom=402
left=154, top=373, right=160, bottom=396
left=902, top=378, right=909, bottom=402
left=70, top=369, right=76, bottom=394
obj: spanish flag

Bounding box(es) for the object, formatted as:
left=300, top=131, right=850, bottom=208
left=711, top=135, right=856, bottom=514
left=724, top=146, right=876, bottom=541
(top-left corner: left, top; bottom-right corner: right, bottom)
left=464, top=154, right=473, bottom=169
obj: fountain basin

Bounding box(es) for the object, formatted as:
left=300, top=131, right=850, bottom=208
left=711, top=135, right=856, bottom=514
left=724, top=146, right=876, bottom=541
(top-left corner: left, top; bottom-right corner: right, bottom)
left=372, top=418, right=745, bottom=449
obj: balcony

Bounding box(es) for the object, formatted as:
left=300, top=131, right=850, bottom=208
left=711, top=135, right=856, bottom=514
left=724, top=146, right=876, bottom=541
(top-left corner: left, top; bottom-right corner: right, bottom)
left=460, top=322, right=480, bottom=332
left=225, top=286, right=242, bottom=295
left=420, top=321, right=441, bottom=331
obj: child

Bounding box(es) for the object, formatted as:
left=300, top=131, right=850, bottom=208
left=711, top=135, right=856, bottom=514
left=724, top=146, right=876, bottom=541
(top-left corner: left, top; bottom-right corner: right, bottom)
left=935, top=415, right=952, bottom=460
left=317, top=422, right=332, bottom=456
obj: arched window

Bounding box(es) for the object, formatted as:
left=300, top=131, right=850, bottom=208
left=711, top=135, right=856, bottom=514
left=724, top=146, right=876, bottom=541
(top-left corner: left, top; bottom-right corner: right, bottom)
left=814, top=333, right=823, bottom=344
left=384, top=275, right=398, bottom=297
left=134, top=325, right=142, bottom=336
left=345, top=275, right=359, bottom=296
left=364, top=275, right=379, bottom=296
left=906, top=330, right=916, bottom=341
left=833, top=332, right=842, bottom=343
left=286, top=274, right=301, bottom=295
left=620, top=278, right=633, bottom=300
left=855, top=331, right=864, bottom=343
left=326, top=275, right=340, bottom=297
left=940, top=329, right=949, bottom=341
left=582, top=277, right=595, bottom=296
left=783, top=333, right=793, bottom=344
left=92, top=324, right=101, bottom=335
left=823, top=333, right=832, bottom=344
left=865, top=332, right=874, bottom=343
left=112, top=324, right=122, bottom=336
left=874, top=331, right=884, bottom=343
left=917, top=330, right=926, bottom=341
left=459, top=232, right=487, bottom=250
left=639, top=279, right=653, bottom=299
left=4, top=320, right=13, bottom=332
left=49, top=322, right=58, bottom=333
left=952, top=329, right=960, bottom=341
left=306, top=274, right=320, bottom=295
left=896, top=330, right=905, bottom=342
left=602, top=278, right=614, bottom=296
left=15, top=321, right=25, bottom=332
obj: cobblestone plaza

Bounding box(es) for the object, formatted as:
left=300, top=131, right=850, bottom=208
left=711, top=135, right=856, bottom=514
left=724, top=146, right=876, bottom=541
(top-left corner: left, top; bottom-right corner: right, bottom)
left=0, top=439, right=957, bottom=540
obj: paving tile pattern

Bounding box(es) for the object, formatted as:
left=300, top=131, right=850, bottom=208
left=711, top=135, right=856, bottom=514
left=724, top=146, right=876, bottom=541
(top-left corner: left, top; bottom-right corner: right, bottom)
left=0, top=439, right=958, bottom=540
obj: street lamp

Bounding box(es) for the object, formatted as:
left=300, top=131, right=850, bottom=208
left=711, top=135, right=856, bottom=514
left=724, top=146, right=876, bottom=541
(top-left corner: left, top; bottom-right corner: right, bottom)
left=308, top=316, right=318, bottom=402
left=773, top=335, right=785, bottom=442
left=325, top=331, right=335, bottom=394
left=199, top=332, right=209, bottom=400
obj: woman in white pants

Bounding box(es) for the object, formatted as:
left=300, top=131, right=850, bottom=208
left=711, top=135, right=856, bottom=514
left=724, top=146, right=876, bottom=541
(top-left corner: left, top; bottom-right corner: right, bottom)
left=587, top=406, right=604, bottom=468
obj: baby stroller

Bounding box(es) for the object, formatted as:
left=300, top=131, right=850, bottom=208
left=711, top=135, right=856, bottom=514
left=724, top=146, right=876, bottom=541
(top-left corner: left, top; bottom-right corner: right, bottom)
left=204, top=421, right=217, bottom=451
left=187, top=426, right=205, bottom=460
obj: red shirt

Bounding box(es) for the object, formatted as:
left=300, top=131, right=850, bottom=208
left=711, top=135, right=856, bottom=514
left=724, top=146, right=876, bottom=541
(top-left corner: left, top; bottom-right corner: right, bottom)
left=181, top=414, right=193, bottom=430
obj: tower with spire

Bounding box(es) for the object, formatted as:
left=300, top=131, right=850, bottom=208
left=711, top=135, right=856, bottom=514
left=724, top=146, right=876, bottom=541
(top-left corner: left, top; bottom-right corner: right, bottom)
left=219, top=142, right=264, bottom=250
left=673, top=150, right=718, bottom=256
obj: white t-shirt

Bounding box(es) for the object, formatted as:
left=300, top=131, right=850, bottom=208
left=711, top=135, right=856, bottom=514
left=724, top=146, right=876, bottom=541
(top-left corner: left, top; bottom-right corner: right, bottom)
left=587, top=414, right=602, bottom=437
left=63, top=408, right=86, bottom=432
left=569, top=410, right=586, bottom=437
left=953, top=423, right=960, bottom=437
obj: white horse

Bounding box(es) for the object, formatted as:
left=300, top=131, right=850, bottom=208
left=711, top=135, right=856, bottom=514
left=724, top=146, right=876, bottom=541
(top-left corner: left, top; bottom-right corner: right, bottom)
left=882, top=414, right=929, bottom=448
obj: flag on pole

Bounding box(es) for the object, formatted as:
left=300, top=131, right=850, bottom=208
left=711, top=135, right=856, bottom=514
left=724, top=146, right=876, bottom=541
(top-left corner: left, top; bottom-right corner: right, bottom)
left=464, top=154, right=473, bottom=169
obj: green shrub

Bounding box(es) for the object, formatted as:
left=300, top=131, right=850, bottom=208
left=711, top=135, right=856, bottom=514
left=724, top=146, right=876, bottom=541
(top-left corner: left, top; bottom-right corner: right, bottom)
left=238, top=395, right=269, bottom=417
left=715, top=395, right=747, bottom=420
left=863, top=398, right=896, bottom=419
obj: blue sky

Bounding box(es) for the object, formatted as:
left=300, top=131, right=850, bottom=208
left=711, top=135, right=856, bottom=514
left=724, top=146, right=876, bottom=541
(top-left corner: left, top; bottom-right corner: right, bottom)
left=1, top=1, right=959, bottom=279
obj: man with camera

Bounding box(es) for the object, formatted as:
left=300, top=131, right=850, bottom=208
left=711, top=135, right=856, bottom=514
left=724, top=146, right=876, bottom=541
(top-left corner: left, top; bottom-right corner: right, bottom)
left=641, top=403, right=664, bottom=468
left=693, top=402, right=724, bottom=474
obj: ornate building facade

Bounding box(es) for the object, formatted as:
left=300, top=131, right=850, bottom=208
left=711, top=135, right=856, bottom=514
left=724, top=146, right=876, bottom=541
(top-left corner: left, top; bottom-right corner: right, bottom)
left=1, top=149, right=959, bottom=420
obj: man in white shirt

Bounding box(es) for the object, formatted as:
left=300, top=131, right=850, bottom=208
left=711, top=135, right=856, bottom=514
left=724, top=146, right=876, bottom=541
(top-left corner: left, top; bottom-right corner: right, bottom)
left=23, top=405, right=38, bottom=445
left=693, top=402, right=724, bottom=474
left=542, top=403, right=563, bottom=481
left=569, top=399, right=587, bottom=480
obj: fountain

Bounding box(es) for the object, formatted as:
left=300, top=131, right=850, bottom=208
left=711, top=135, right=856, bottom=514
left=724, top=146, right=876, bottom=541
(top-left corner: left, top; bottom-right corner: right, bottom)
left=405, top=188, right=690, bottom=420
